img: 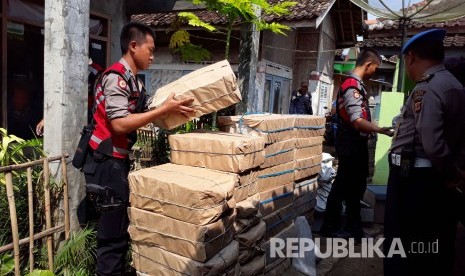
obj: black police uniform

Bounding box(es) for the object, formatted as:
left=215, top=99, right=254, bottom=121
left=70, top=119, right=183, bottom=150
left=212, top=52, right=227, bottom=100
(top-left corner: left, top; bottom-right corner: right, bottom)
left=289, top=89, right=313, bottom=115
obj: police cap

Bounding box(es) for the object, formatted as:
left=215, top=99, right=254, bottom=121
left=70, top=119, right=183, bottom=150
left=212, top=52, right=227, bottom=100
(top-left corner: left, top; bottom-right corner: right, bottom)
left=401, top=29, right=446, bottom=54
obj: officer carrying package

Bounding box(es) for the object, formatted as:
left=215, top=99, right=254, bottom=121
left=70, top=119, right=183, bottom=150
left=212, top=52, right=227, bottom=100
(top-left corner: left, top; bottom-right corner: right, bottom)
left=72, top=69, right=146, bottom=170
left=72, top=67, right=146, bottom=214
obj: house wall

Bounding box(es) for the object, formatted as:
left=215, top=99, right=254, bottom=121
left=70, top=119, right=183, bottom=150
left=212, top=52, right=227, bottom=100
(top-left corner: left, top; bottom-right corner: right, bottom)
left=317, top=14, right=335, bottom=78
left=90, top=0, right=126, bottom=63
left=292, top=27, right=320, bottom=91
left=260, top=29, right=296, bottom=69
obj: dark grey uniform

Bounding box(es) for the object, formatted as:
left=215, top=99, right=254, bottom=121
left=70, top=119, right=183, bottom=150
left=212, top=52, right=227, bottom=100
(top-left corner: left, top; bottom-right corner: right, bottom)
left=385, top=64, right=465, bottom=276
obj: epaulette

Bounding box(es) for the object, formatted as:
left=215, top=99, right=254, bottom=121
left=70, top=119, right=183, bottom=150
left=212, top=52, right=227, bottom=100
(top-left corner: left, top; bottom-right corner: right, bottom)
left=416, top=73, right=434, bottom=83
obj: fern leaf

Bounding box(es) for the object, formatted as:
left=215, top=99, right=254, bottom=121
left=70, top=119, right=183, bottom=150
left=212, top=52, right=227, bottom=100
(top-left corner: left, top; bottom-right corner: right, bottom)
left=178, top=12, right=217, bottom=32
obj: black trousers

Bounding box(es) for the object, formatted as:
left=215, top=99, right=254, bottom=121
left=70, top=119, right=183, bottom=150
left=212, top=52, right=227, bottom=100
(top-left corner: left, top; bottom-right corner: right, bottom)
left=384, top=165, right=458, bottom=276
left=322, top=142, right=369, bottom=232
left=83, top=150, right=130, bottom=276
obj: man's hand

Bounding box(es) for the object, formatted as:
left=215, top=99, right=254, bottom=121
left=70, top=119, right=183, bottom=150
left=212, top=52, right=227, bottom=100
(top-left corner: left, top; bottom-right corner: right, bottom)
left=36, top=119, right=44, bottom=136
left=378, top=126, right=394, bottom=137
left=160, top=93, right=196, bottom=118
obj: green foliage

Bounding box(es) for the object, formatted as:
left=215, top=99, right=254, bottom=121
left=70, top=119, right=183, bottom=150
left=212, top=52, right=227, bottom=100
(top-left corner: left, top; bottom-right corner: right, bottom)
left=0, top=253, right=14, bottom=276
left=174, top=43, right=212, bottom=63
left=169, top=30, right=191, bottom=49
left=169, top=29, right=212, bottom=63
left=256, top=21, right=291, bottom=35
left=53, top=227, right=97, bottom=276
left=26, top=270, right=55, bottom=276
left=178, top=12, right=217, bottom=32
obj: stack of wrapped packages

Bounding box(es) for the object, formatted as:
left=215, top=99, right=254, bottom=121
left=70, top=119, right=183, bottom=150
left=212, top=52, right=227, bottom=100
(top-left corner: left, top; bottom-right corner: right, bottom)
left=168, top=130, right=267, bottom=275
left=291, top=115, right=324, bottom=223
left=128, top=164, right=240, bottom=275
left=218, top=114, right=325, bottom=274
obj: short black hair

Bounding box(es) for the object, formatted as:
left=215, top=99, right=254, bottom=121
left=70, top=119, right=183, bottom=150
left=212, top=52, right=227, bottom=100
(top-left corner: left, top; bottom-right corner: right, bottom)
left=120, top=22, right=156, bottom=55
left=356, top=48, right=382, bottom=66
left=409, top=40, right=444, bottom=61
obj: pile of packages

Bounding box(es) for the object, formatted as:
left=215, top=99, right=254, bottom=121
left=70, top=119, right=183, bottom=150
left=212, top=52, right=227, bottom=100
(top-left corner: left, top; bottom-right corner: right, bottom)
left=218, top=114, right=325, bottom=274
left=129, top=60, right=326, bottom=275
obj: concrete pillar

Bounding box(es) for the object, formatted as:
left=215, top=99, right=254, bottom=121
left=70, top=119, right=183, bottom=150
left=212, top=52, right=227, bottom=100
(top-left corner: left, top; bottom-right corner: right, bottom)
left=44, top=0, right=89, bottom=230
left=236, top=7, right=261, bottom=114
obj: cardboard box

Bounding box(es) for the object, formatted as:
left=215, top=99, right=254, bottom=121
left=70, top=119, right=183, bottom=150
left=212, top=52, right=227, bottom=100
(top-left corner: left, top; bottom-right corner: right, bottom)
left=148, top=60, right=241, bottom=130
left=218, top=113, right=295, bottom=144
left=129, top=163, right=237, bottom=225
left=262, top=139, right=295, bottom=168
left=257, top=162, right=295, bottom=192
left=132, top=240, right=239, bottom=276
left=128, top=207, right=236, bottom=262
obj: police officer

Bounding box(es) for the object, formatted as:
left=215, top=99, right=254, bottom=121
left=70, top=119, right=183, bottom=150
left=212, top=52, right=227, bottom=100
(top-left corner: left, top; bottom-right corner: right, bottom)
left=321, top=49, right=393, bottom=239
left=384, top=29, right=465, bottom=276
left=289, top=81, right=313, bottom=114
left=82, top=22, right=195, bottom=275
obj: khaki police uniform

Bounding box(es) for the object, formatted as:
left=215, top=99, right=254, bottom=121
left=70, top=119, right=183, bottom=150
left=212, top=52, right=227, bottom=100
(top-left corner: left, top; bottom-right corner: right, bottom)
left=385, top=64, right=464, bottom=276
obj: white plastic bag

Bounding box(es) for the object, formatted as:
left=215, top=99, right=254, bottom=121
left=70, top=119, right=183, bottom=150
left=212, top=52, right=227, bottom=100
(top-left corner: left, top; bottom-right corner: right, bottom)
left=291, top=216, right=317, bottom=276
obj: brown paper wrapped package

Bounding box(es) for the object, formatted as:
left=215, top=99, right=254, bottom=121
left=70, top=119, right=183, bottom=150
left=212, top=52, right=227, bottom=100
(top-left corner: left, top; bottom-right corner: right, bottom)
left=294, top=156, right=322, bottom=181
left=169, top=130, right=265, bottom=173
left=148, top=60, right=241, bottom=130
left=132, top=240, right=239, bottom=276
left=240, top=253, right=265, bottom=276
left=262, top=203, right=294, bottom=239
left=128, top=207, right=236, bottom=262
left=262, top=139, right=295, bottom=169
left=294, top=138, right=323, bottom=159
left=294, top=177, right=319, bottom=198
left=264, top=258, right=292, bottom=275
left=237, top=220, right=266, bottom=264
left=290, top=115, right=326, bottom=138
left=294, top=198, right=317, bottom=218
left=128, top=163, right=237, bottom=225
left=218, top=113, right=295, bottom=144
left=258, top=182, right=294, bottom=216
left=257, top=161, right=295, bottom=192
left=264, top=222, right=297, bottom=265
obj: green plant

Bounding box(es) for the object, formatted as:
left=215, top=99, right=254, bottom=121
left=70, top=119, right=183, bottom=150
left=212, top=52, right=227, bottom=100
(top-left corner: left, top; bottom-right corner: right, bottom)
left=0, top=253, right=14, bottom=276
left=53, top=227, right=97, bottom=276
left=0, top=128, right=65, bottom=274
left=179, top=0, right=297, bottom=59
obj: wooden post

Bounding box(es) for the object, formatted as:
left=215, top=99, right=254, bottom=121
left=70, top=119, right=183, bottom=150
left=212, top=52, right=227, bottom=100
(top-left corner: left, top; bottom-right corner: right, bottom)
left=5, top=172, right=20, bottom=276
left=43, top=159, right=53, bottom=271
left=27, top=168, right=34, bottom=272
left=61, top=157, right=70, bottom=239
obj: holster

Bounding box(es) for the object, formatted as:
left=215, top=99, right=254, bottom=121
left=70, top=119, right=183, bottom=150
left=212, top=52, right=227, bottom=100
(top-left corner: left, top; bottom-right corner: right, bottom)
left=86, top=183, right=124, bottom=213
left=72, top=124, right=94, bottom=170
